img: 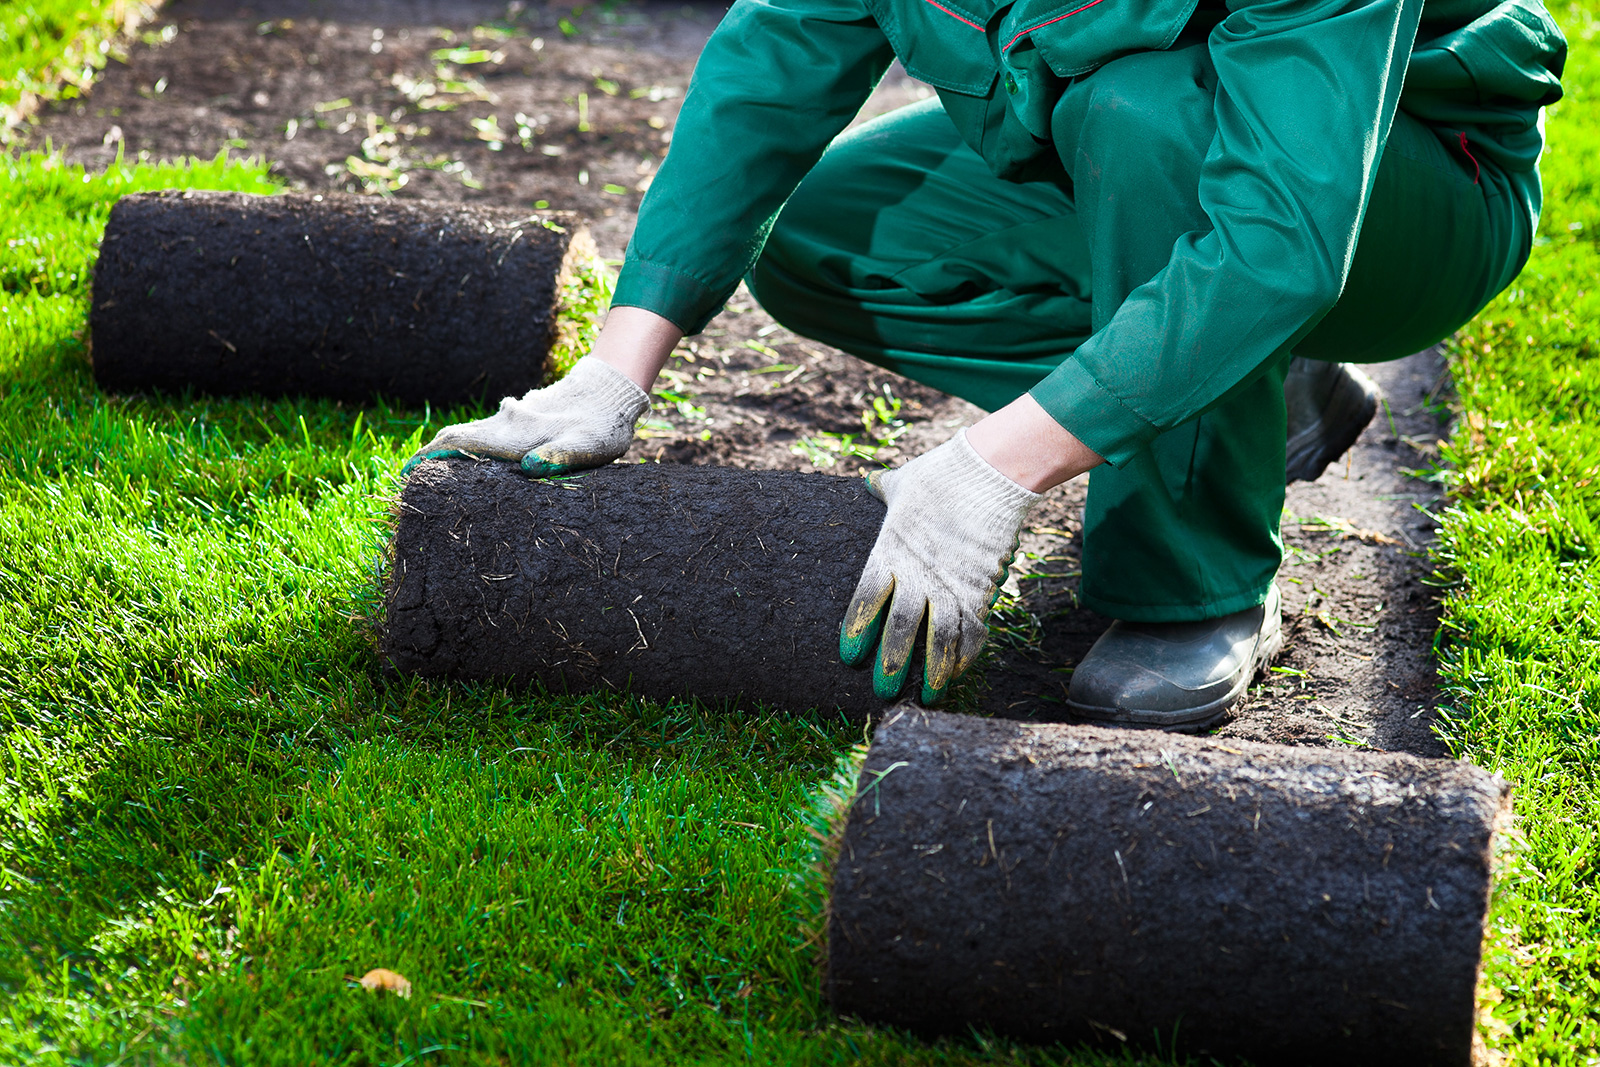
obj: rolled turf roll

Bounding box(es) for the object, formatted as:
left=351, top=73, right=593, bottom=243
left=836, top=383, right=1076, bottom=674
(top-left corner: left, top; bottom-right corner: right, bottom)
left=383, top=458, right=888, bottom=717
left=825, top=707, right=1507, bottom=1066
left=89, top=190, right=590, bottom=405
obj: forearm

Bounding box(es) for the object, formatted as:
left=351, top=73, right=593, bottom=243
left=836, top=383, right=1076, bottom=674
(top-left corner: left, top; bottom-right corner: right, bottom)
left=613, top=0, right=894, bottom=334
left=589, top=306, right=683, bottom=391
left=1034, top=0, right=1425, bottom=467
left=967, top=395, right=1103, bottom=492
left=590, top=308, right=1103, bottom=491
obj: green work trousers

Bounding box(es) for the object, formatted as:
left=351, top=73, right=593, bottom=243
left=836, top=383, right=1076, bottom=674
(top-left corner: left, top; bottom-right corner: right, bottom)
left=747, top=43, right=1530, bottom=622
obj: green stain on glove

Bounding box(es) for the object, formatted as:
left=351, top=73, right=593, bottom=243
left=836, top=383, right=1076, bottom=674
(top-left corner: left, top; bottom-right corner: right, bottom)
left=839, top=585, right=891, bottom=669
left=520, top=453, right=580, bottom=477
left=401, top=448, right=468, bottom=475
left=919, top=634, right=957, bottom=707
left=873, top=640, right=914, bottom=701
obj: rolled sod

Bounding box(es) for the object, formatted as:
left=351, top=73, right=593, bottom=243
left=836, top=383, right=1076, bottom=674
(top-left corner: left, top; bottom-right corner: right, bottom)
left=825, top=708, right=1507, bottom=1066
left=89, top=191, right=588, bottom=405
left=383, top=458, right=888, bottom=716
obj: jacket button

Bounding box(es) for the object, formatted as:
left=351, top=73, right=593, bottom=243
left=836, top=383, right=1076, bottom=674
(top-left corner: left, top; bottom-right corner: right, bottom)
left=1004, top=71, right=1019, bottom=94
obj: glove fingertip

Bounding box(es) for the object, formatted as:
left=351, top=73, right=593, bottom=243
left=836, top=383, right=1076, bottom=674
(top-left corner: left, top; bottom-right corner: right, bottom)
left=840, top=575, right=893, bottom=668
left=521, top=452, right=574, bottom=478
left=920, top=645, right=957, bottom=707
left=838, top=612, right=882, bottom=668
left=402, top=448, right=464, bottom=475
left=873, top=655, right=913, bottom=701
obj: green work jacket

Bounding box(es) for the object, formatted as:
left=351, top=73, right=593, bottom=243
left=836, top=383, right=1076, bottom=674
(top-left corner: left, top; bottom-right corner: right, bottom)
left=612, top=0, right=1565, bottom=465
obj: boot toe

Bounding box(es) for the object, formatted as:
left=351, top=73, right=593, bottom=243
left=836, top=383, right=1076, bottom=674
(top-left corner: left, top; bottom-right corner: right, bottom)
left=1067, top=656, right=1234, bottom=725
left=1066, top=587, right=1282, bottom=731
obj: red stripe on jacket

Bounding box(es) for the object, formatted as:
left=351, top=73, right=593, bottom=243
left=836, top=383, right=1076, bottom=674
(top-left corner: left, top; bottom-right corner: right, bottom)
left=918, top=0, right=985, bottom=30
left=1002, top=0, right=1107, bottom=51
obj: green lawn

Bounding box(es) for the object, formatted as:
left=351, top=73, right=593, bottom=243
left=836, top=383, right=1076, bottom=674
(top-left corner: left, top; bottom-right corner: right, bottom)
left=1, top=2, right=1598, bottom=1064
left=1436, top=5, right=1600, bottom=1059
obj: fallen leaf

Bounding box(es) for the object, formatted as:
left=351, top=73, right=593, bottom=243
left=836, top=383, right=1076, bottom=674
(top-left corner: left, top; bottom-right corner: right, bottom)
left=358, top=968, right=413, bottom=998
left=1299, top=515, right=1400, bottom=546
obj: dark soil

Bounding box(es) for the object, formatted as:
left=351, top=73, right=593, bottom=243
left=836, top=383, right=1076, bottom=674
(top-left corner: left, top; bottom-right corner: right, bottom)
left=34, top=0, right=1457, bottom=758
left=385, top=459, right=888, bottom=717
left=828, top=707, right=1505, bottom=1066
left=91, top=190, right=583, bottom=403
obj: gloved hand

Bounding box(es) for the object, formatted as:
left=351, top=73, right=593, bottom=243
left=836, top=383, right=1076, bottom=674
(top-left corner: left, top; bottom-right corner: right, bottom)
left=403, top=357, right=651, bottom=476
left=840, top=429, right=1042, bottom=704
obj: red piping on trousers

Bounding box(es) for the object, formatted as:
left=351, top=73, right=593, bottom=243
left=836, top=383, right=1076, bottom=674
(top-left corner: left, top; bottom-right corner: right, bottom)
left=1458, top=131, right=1481, bottom=186
left=918, top=0, right=985, bottom=29
left=1002, top=0, right=1107, bottom=51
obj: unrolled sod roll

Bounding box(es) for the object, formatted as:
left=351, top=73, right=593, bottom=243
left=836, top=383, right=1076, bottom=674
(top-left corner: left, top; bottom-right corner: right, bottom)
left=824, top=707, right=1507, bottom=1066
left=383, top=458, right=889, bottom=717
left=90, top=191, right=590, bottom=405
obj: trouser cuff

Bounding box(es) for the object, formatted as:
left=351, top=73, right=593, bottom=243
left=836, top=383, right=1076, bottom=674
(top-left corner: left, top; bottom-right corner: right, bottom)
left=1079, top=580, right=1277, bottom=624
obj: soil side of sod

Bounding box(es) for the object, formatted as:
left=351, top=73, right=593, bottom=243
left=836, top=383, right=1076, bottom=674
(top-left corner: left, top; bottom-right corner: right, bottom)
left=32, top=1, right=1455, bottom=746
left=827, top=709, right=1507, bottom=1066
left=91, top=190, right=583, bottom=403
left=386, top=459, right=889, bottom=717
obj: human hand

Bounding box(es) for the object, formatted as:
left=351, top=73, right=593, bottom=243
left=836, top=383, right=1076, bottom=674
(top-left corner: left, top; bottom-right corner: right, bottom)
left=403, top=356, right=651, bottom=476
left=403, top=304, right=682, bottom=477
left=840, top=429, right=1042, bottom=704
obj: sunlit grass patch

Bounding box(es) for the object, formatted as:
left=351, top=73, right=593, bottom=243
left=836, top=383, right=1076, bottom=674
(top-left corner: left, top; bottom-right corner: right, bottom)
left=0, top=0, right=160, bottom=142
left=1435, top=4, right=1600, bottom=1058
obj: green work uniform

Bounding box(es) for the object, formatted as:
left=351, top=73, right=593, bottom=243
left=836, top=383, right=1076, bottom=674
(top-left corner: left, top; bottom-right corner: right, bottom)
left=611, top=0, right=1564, bottom=620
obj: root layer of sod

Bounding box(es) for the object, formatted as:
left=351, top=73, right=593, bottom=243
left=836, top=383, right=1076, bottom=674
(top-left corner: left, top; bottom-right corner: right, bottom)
left=385, top=458, right=887, bottom=717
left=827, top=709, right=1506, bottom=1066
left=91, top=191, right=583, bottom=404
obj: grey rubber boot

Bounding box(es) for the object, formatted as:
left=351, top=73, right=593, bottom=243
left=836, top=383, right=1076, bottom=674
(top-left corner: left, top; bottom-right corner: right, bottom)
left=1284, top=358, right=1381, bottom=483
left=1065, top=584, right=1283, bottom=732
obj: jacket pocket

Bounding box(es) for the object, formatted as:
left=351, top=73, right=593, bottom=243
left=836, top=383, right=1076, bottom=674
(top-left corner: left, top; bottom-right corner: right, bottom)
left=1002, top=0, right=1198, bottom=77
left=864, top=0, right=999, bottom=95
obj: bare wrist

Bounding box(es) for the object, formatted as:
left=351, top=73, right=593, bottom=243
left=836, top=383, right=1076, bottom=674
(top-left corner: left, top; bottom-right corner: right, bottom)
left=589, top=305, right=684, bottom=391
left=965, top=393, right=1103, bottom=493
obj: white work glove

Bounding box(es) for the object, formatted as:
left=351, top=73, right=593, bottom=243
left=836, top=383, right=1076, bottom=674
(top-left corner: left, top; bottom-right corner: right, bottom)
left=840, top=428, right=1042, bottom=704
left=403, top=357, right=650, bottom=476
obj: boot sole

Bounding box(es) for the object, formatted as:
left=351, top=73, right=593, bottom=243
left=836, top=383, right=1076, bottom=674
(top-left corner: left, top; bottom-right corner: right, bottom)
left=1066, top=614, right=1285, bottom=734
